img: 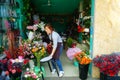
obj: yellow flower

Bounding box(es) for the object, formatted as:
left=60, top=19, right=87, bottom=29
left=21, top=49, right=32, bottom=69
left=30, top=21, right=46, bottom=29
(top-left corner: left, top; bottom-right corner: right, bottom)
left=31, top=47, right=39, bottom=53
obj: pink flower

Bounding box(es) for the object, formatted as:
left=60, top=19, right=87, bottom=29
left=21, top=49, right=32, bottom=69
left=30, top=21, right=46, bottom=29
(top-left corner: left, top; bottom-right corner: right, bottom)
left=18, top=56, right=23, bottom=60
left=31, top=55, right=34, bottom=58
left=11, top=69, right=16, bottom=74
left=32, top=75, right=37, bottom=79
left=5, top=71, right=9, bottom=75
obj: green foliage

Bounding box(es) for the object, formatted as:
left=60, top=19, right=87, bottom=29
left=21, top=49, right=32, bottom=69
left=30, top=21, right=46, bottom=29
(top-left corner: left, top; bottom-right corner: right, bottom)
left=0, top=46, right=4, bottom=54
left=22, top=0, right=33, bottom=25
left=85, top=50, right=89, bottom=55
left=66, top=37, right=74, bottom=48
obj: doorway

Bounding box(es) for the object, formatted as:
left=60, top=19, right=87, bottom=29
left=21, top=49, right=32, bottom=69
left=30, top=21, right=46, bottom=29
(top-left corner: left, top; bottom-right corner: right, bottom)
left=24, top=0, right=93, bottom=78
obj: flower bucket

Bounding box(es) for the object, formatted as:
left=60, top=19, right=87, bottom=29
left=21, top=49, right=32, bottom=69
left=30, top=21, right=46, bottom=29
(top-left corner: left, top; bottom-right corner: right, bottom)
left=79, top=64, right=89, bottom=80
left=100, top=72, right=120, bottom=80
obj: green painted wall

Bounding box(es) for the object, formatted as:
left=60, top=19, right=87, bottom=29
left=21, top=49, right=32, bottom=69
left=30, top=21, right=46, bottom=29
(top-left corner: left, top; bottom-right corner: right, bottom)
left=31, top=0, right=80, bottom=15
left=41, top=16, right=69, bottom=33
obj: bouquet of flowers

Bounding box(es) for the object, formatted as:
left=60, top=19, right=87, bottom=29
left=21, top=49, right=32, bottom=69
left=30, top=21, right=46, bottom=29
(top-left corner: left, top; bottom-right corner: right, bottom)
left=0, top=56, right=29, bottom=80
left=74, top=52, right=92, bottom=65
left=32, top=45, right=46, bottom=67
left=24, top=66, right=45, bottom=80
left=8, top=57, right=29, bottom=77
left=26, top=41, right=46, bottom=67
left=93, top=52, right=120, bottom=76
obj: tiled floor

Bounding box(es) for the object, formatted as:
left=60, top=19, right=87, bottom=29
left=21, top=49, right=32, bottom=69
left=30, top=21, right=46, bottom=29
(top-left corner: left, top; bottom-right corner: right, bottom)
left=42, top=43, right=100, bottom=80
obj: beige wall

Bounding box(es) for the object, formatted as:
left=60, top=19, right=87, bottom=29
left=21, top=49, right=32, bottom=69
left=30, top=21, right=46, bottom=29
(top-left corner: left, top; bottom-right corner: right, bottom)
left=92, top=0, right=120, bottom=78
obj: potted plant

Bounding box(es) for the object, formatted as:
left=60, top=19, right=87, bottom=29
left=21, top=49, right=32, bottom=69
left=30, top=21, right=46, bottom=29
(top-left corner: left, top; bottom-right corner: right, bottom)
left=66, top=37, right=74, bottom=48
left=93, top=52, right=120, bottom=80
left=74, top=52, right=92, bottom=80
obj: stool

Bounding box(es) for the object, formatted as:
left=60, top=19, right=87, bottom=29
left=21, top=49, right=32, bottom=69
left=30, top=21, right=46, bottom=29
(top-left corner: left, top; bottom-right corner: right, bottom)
left=49, top=59, right=59, bottom=76
left=40, top=59, right=59, bottom=77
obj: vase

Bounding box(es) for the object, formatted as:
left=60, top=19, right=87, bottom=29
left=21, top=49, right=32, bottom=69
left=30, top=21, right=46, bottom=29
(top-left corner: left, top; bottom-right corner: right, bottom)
left=100, top=72, right=120, bottom=80
left=79, top=64, right=89, bottom=80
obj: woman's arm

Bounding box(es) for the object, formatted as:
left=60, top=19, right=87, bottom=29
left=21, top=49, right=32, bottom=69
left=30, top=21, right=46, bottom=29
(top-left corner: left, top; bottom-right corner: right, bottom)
left=50, top=33, right=58, bottom=57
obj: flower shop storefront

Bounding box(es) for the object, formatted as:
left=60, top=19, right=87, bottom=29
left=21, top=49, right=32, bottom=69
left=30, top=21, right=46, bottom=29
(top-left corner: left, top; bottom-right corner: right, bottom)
left=2, top=0, right=120, bottom=80
left=0, top=0, right=93, bottom=80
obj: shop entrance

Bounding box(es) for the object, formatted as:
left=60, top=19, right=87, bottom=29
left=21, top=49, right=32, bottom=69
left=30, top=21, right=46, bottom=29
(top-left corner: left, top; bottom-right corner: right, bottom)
left=25, top=0, right=92, bottom=78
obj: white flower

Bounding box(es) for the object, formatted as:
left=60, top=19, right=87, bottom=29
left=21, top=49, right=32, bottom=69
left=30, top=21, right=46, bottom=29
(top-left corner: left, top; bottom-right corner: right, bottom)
left=15, top=59, right=19, bottom=62
left=39, top=47, right=42, bottom=49
left=33, top=46, right=36, bottom=48
left=28, top=44, right=31, bottom=46
left=26, top=68, right=30, bottom=71
left=28, top=31, right=34, bottom=40
left=10, top=59, right=15, bottom=63
left=19, top=59, right=24, bottom=62
left=24, top=75, right=28, bottom=78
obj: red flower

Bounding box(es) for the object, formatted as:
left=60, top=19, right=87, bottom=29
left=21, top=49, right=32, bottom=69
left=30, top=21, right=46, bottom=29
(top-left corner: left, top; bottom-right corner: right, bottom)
left=4, top=50, right=12, bottom=59
left=77, top=25, right=84, bottom=32
left=16, top=68, right=22, bottom=72
left=93, top=53, right=120, bottom=76
left=23, top=59, right=29, bottom=65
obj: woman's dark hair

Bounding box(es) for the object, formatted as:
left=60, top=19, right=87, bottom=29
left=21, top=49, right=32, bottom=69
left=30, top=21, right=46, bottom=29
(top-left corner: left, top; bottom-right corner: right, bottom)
left=44, top=23, right=54, bottom=31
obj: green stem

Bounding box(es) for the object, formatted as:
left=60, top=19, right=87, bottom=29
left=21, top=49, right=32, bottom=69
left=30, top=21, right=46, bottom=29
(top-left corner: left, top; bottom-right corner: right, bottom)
left=37, top=57, right=41, bottom=67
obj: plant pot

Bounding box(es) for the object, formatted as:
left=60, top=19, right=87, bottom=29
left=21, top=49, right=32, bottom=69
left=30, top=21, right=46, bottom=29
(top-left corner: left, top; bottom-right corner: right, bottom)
left=79, top=64, right=89, bottom=80
left=100, top=72, right=120, bottom=80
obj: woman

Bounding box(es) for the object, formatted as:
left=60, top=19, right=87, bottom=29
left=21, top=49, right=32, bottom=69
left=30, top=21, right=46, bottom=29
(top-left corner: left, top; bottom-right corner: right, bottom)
left=44, top=23, right=64, bottom=77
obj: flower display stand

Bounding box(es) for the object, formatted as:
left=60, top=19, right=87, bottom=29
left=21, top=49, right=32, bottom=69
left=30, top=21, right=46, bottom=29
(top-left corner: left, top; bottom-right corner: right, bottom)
left=79, top=64, right=89, bottom=80
left=100, top=73, right=120, bottom=80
